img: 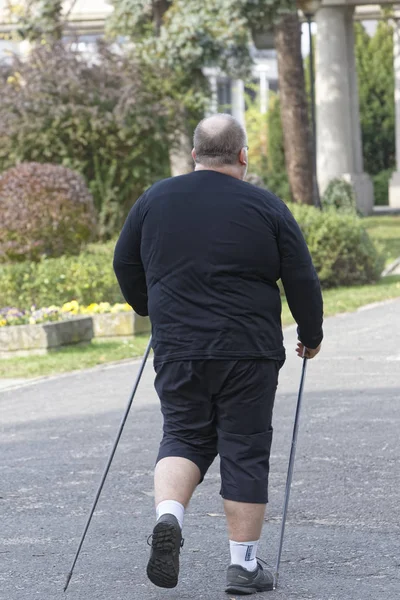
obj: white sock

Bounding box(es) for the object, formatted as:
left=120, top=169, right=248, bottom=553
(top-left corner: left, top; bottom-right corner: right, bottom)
left=156, top=500, right=185, bottom=530
left=229, top=539, right=259, bottom=572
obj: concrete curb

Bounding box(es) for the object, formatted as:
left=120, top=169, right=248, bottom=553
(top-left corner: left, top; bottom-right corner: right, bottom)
left=0, top=354, right=148, bottom=393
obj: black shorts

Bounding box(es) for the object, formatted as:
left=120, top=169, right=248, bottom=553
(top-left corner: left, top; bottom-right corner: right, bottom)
left=154, top=359, right=281, bottom=504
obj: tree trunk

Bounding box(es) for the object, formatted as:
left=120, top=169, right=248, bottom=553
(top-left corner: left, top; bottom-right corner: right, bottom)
left=274, top=12, right=314, bottom=205
left=152, top=0, right=171, bottom=35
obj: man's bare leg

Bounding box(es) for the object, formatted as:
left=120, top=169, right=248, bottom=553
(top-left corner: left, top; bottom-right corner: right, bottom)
left=147, top=457, right=200, bottom=588
left=154, top=456, right=201, bottom=528
left=224, top=500, right=274, bottom=594
left=155, top=456, right=201, bottom=506
left=224, top=500, right=266, bottom=541
left=224, top=500, right=266, bottom=572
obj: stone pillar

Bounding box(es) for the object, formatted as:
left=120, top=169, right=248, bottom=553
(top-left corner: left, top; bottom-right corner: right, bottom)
left=389, top=19, right=400, bottom=208
left=346, top=13, right=363, bottom=175
left=316, top=6, right=374, bottom=215
left=259, top=70, right=269, bottom=115
left=203, top=68, right=219, bottom=116
left=231, top=79, right=246, bottom=124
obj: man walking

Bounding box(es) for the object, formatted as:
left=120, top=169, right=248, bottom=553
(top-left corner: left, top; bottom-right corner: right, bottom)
left=113, top=113, right=323, bottom=595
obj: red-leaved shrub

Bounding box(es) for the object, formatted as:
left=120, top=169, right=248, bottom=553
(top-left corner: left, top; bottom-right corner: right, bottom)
left=0, top=162, right=96, bottom=262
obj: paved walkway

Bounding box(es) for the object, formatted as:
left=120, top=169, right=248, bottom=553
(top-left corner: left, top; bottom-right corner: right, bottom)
left=1, top=299, right=399, bottom=600
left=0, top=378, right=30, bottom=391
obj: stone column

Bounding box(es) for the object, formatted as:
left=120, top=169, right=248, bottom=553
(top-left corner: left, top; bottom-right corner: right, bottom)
left=259, top=70, right=269, bottom=115
left=389, top=19, right=400, bottom=208
left=316, top=6, right=374, bottom=215
left=231, top=79, right=246, bottom=124
left=203, top=67, right=219, bottom=116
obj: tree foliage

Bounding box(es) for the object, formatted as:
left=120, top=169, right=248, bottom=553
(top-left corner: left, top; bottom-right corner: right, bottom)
left=244, top=91, right=290, bottom=202
left=267, top=94, right=286, bottom=173
left=6, top=0, right=64, bottom=41
left=245, top=90, right=268, bottom=177
left=355, top=21, right=395, bottom=175
left=107, top=1, right=301, bottom=178
left=107, top=1, right=295, bottom=90
left=0, top=43, right=171, bottom=238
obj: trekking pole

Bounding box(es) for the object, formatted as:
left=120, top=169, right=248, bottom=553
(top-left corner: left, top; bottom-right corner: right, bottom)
left=274, top=356, right=308, bottom=589
left=64, top=336, right=152, bottom=592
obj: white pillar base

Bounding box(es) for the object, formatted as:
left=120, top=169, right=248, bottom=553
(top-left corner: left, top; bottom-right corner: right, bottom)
left=342, top=172, right=374, bottom=216
left=389, top=171, right=400, bottom=208
left=231, top=79, right=245, bottom=125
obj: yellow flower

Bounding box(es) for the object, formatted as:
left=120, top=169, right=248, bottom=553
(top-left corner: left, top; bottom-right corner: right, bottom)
left=61, top=300, right=79, bottom=314
left=81, top=303, right=107, bottom=314
left=98, top=302, right=111, bottom=313
left=0, top=319, right=6, bottom=327
left=85, top=303, right=100, bottom=313
left=110, top=303, right=131, bottom=313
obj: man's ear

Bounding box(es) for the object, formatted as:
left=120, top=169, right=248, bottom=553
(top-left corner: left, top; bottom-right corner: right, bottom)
left=239, top=147, right=247, bottom=166
left=192, top=149, right=197, bottom=162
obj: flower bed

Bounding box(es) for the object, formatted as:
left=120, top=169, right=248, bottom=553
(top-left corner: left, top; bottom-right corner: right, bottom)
left=0, top=301, right=150, bottom=356
left=0, top=301, right=131, bottom=327
left=0, top=316, right=94, bottom=358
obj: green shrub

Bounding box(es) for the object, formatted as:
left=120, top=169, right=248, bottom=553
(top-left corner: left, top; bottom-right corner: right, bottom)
left=0, top=241, right=123, bottom=309
left=0, top=204, right=385, bottom=308
left=245, top=91, right=268, bottom=178
left=289, top=203, right=384, bottom=287
left=373, top=169, right=393, bottom=206
left=322, top=178, right=357, bottom=214
left=264, top=171, right=291, bottom=203
left=267, top=94, right=286, bottom=174
left=0, top=42, right=170, bottom=238
left=0, top=162, right=96, bottom=263
left=246, top=171, right=290, bottom=203
left=246, top=173, right=266, bottom=188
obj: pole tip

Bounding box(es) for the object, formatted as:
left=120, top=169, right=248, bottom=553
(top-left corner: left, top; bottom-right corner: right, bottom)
left=64, top=572, right=72, bottom=592
left=273, top=572, right=279, bottom=590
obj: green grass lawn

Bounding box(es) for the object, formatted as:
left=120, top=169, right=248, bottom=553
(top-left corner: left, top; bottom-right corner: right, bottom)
left=364, top=216, right=400, bottom=266
left=281, top=275, right=400, bottom=326
left=0, top=336, right=150, bottom=379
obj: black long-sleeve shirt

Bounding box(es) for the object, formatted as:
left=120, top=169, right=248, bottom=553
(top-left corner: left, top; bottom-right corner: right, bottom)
left=113, top=170, right=323, bottom=365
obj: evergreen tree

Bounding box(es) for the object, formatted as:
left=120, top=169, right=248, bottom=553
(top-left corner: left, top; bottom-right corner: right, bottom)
left=355, top=21, right=395, bottom=175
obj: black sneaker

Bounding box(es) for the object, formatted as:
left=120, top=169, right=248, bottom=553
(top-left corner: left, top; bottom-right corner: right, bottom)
left=225, top=561, right=274, bottom=595
left=146, top=514, right=183, bottom=589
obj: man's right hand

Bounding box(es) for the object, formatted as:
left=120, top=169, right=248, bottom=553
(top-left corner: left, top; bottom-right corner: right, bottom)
left=296, top=342, right=322, bottom=359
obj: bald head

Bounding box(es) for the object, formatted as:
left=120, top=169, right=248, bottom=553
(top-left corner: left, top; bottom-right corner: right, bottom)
left=193, top=114, right=247, bottom=168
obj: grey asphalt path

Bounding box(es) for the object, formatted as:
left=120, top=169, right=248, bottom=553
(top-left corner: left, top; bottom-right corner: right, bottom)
left=0, top=379, right=27, bottom=391
left=1, top=299, right=399, bottom=600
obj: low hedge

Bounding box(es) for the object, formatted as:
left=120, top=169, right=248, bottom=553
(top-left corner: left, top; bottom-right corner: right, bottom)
left=321, top=178, right=357, bottom=214
left=289, top=204, right=384, bottom=288
left=0, top=241, right=122, bottom=309
left=0, top=206, right=384, bottom=309
left=373, top=169, right=393, bottom=206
